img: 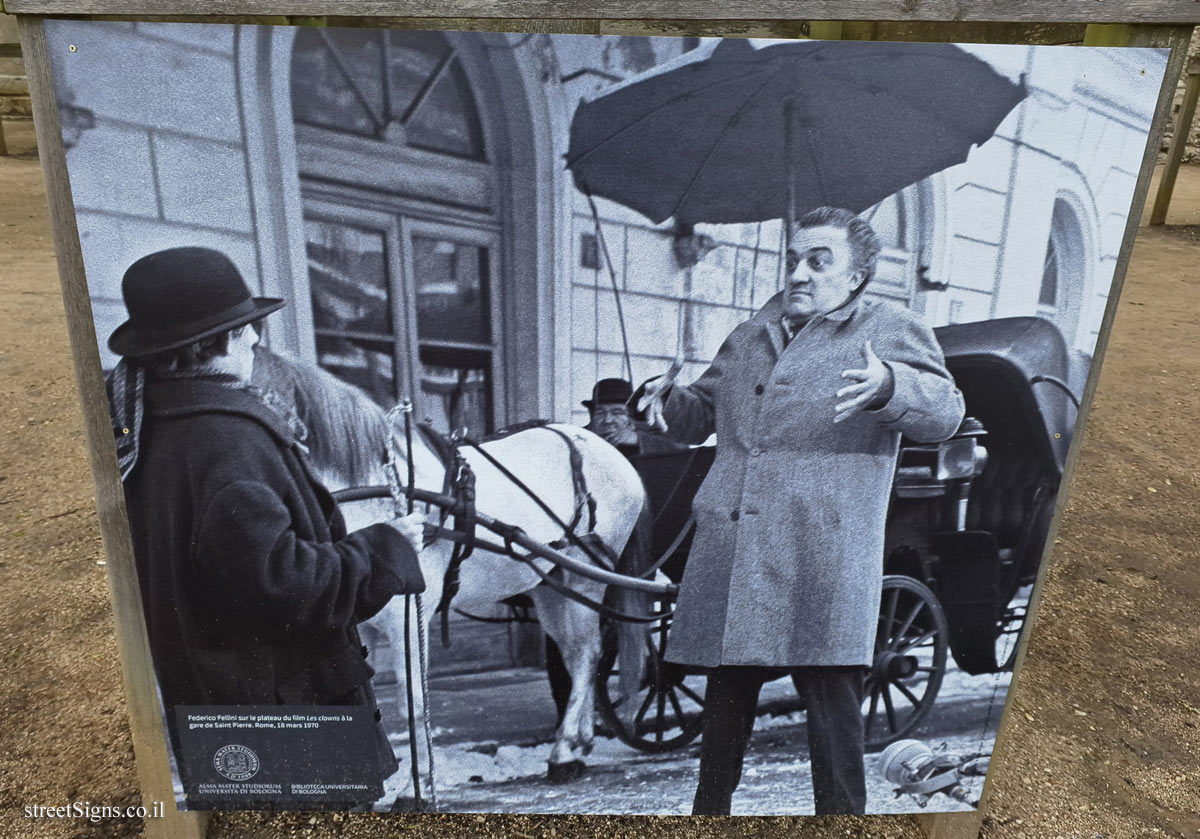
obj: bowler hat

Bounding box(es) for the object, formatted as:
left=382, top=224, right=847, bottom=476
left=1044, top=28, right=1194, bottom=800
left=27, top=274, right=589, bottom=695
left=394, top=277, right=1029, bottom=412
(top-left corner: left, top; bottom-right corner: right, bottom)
left=582, top=378, right=634, bottom=410
left=108, top=247, right=285, bottom=358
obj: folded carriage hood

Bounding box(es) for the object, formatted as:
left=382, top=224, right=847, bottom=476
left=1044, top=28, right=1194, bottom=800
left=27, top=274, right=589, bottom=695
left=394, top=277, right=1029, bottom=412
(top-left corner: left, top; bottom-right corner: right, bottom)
left=933, top=316, right=1082, bottom=473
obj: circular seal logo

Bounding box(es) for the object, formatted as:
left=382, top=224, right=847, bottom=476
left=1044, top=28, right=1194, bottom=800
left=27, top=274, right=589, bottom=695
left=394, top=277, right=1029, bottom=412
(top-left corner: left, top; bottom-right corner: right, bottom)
left=213, top=744, right=260, bottom=781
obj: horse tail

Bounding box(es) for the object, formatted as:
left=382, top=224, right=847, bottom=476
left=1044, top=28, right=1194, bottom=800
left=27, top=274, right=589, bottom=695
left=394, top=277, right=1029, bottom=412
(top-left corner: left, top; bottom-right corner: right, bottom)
left=613, top=497, right=653, bottom=711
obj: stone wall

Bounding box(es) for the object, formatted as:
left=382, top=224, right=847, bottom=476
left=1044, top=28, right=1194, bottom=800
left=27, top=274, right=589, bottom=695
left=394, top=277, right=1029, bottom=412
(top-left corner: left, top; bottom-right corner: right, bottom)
left=45, top=20, right=260, bottom=370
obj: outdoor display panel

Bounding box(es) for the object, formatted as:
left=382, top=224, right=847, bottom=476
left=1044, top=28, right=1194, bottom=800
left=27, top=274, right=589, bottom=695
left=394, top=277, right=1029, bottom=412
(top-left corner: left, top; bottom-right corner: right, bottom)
left=38, top=18, right=1170, bottom=818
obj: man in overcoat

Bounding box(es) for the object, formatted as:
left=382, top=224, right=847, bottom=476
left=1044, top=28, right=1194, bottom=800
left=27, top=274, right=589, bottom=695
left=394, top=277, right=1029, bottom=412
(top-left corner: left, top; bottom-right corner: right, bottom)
left=635, top=207, right=965, bottom=815
left=105, top=247, right=427, bottom=790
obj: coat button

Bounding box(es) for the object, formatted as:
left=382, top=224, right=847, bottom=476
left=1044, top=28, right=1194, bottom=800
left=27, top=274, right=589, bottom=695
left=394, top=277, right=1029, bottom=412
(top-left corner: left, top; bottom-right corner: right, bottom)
left=360, top=645, right=369, bottom=658
left=754, top=384, right=765, bottom=395
left=730, top=509, right=740, bottom=521
left=374, top=709, right=382, bottom=722
left=750, top=447, right=762, bottom=457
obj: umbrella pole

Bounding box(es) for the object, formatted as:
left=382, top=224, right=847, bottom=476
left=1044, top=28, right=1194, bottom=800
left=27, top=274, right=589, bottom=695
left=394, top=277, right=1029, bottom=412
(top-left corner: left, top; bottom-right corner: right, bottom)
left=778, top=98, right=798, bottom=291
left=785, top=97, right=797, bottom=235
left=677, top=267, right=693, bottom=367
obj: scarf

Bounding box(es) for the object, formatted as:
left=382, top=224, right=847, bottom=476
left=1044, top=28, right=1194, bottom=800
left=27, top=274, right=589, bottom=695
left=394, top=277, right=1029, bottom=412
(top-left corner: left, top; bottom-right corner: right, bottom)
left=106, top=359, right=146, bottom=482
left=105, top=359, right=254, bottom=482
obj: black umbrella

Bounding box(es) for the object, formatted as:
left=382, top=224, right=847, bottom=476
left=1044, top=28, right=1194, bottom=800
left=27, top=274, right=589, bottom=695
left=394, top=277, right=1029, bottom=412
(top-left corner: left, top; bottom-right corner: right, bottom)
left=566, top=38, right=1026, bottom=227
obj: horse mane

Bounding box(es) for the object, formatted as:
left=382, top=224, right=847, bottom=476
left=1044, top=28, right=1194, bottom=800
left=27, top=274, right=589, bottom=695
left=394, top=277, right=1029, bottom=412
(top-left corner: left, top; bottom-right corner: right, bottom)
left=251, top=346, right=391, bottom=489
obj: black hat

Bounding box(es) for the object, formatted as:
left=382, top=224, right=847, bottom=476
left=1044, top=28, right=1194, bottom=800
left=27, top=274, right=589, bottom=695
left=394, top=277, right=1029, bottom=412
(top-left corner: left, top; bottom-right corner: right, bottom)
left=582, top=378, right=634, bottom=410
left=108, top=247, right=285, bottom=358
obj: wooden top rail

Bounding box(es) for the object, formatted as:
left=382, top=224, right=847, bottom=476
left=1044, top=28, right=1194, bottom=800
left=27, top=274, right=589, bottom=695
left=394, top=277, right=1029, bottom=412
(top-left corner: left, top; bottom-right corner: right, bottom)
left=2, top=0, right=1200, bottom=24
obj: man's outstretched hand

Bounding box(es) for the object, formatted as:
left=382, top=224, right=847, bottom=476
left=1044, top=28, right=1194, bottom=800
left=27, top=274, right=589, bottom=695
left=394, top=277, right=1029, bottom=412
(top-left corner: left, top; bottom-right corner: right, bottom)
left=637, top=361, right=682, bottom=433
left=835, top=341, right=893, bottom=423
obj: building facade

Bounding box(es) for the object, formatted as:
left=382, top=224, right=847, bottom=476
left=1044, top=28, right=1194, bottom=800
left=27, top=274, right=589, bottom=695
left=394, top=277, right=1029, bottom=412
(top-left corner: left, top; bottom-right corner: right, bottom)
left=48, top=21, right=1163, bottom=670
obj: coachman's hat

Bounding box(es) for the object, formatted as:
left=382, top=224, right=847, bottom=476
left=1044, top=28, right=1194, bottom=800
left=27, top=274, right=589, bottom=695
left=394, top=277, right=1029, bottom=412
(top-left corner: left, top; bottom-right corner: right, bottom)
left=108, top=247, right=285, bottom=358
left=582, top=377, right=634, bottom=410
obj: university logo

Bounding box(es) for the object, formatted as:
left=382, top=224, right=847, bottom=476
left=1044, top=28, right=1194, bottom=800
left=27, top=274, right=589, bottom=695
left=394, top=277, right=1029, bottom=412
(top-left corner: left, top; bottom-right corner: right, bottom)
left=213, top=744, right=260, bottom=781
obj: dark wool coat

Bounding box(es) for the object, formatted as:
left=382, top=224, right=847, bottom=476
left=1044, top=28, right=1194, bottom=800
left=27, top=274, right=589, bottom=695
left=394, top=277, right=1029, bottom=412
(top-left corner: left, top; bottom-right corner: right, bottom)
left=654, top=293, right=965, bottom=668
left=124, top=380, right=424, bottom=770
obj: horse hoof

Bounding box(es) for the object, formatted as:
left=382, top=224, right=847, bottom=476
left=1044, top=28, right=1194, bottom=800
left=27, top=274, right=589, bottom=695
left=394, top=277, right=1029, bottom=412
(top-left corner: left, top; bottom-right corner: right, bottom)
left=546, top=760, right=586, bottom=784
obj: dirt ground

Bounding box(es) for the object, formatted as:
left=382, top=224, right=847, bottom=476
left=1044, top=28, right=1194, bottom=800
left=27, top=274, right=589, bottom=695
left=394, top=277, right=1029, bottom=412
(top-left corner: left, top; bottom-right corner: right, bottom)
left=1, top=114, right=1198, bottom=839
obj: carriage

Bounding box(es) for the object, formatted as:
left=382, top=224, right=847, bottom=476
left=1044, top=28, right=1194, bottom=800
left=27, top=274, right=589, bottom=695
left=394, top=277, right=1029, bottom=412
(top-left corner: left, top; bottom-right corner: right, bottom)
left=306, top=313, right=1080, bottom=789
left=592, top=315, right=1082, bottom=753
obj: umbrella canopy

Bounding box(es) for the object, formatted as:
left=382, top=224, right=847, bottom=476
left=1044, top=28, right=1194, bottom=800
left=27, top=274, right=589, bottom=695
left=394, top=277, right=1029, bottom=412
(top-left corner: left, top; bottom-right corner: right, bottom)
left=566, top=38, right=1026, bottom=226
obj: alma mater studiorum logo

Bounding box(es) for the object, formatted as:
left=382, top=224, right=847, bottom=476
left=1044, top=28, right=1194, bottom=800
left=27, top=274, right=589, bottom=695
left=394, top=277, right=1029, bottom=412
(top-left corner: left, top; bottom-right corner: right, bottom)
left=213, top=744, right=261, bottom=781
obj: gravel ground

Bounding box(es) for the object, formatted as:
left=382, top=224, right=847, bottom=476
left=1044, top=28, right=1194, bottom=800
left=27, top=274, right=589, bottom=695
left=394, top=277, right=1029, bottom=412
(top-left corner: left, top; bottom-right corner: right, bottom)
left=1, top=117, right=1198, bottom=838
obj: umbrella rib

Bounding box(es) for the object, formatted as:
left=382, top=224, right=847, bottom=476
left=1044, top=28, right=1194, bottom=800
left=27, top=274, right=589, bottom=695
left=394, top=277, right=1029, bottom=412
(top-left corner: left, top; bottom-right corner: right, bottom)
left=777, top=58, right=1020, bottom=147
left=566, top=65, right=770, bottom=169
left=666, top=71, right=786, bottom=222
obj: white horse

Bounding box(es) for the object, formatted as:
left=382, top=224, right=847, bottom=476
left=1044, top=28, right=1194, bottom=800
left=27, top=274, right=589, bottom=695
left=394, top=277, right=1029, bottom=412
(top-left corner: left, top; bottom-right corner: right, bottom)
left=252, top=348, right=649, bottom=795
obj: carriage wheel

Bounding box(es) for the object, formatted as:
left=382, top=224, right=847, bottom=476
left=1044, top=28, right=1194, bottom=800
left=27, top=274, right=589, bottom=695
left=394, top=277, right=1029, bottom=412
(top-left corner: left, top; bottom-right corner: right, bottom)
left=595, top=616, right=705, bottom=753
left=864, top=576, right=949, bottom=749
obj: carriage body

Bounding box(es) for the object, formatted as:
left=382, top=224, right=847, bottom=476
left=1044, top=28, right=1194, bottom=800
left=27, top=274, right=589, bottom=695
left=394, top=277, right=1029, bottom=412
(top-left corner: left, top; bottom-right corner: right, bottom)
left=888, top=316, right=1079, bottom=676
left=598, top=316, right=1082, bottom=751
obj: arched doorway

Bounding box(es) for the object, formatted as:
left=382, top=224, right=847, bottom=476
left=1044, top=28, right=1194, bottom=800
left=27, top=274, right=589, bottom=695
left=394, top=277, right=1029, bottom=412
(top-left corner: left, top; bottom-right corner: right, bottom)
left=1037, top=196, right=1091, bottom=350
left=289, top=28, right=509, bottom=434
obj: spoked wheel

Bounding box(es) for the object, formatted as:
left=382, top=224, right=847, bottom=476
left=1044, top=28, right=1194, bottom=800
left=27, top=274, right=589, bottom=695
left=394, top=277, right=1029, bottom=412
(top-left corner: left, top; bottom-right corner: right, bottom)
left=595, top=615, right=706, bottom=753
left=864, top=575, right=949, bottom=749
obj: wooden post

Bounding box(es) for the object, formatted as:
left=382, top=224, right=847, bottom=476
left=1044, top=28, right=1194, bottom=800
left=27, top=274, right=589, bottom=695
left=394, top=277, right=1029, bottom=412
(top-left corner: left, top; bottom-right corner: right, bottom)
left=1151, top=55, right=1200, bottom=224
left=804, top=20, right=843, bottom=39
left=17, top=16, right=208, bottom=839
left=0, top=13, right=17, bottom=156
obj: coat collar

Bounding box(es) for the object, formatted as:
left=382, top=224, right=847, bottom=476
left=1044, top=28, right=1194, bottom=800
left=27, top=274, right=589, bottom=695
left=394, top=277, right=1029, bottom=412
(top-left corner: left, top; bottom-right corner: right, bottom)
left=145, top=378, right=297, bottom=446
left=754, top=291, right=865, bottom=356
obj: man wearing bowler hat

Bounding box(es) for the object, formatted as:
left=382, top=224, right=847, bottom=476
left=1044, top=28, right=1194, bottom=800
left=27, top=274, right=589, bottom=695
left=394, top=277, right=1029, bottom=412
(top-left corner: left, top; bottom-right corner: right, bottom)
left=106, top=246, right=427, bottom=788
left=583, top=377, right=688, bottom=457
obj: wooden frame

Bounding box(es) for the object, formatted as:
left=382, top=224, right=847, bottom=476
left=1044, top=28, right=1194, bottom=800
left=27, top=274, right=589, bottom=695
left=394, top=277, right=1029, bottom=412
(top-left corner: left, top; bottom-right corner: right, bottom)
left=8, top=3, right=1196, bottom=837
left=4, top=1, right=1200, bottom=23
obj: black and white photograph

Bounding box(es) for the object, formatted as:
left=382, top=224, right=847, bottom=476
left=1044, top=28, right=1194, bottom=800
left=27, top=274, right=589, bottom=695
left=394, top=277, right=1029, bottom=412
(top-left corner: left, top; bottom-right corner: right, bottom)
left=43, top=21, right=1168, bottom=816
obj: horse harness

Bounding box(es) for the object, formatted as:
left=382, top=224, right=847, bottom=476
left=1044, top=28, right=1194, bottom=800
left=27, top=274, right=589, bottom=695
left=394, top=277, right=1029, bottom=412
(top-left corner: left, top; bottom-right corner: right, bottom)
left=411, top=420, right=618, bottom=646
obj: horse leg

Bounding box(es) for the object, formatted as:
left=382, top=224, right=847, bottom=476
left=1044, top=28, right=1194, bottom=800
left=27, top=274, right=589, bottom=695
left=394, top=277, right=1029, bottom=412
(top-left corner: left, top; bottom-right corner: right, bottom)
left=530, top=582, right=600, bottom=783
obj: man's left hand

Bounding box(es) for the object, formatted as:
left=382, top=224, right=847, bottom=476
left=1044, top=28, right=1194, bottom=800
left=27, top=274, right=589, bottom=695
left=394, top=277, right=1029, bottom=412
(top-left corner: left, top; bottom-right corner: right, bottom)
left=835, top=341, right=894, bottom=423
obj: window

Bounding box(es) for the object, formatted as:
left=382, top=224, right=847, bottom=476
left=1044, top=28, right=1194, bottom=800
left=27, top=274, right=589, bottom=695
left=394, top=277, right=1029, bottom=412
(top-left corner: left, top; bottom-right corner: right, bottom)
left=292, top=31, right=505, bottom=435
left=411, top=231, right=497, bottom=434
left=305, top=220, right=398, bottom=406
left=291, top=29, right=485, bottom=160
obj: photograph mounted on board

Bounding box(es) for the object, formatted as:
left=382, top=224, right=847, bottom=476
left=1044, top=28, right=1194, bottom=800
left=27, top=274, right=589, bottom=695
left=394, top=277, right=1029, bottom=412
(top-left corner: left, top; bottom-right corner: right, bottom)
left=44, top=19, right=1167, bottom=815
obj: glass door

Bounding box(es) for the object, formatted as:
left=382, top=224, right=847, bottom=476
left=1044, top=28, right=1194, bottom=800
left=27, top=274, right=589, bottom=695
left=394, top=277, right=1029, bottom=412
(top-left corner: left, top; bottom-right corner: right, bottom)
left=401, top=219, right=503, bottom=436
left=303, top=201, right=413, bottom=408
left=301, top=199, right=503, bottom=436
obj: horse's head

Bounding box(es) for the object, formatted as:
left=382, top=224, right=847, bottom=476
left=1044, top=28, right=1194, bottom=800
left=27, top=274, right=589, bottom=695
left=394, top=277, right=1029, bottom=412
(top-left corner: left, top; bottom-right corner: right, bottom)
left=251, top=345, right=397, bottom=491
